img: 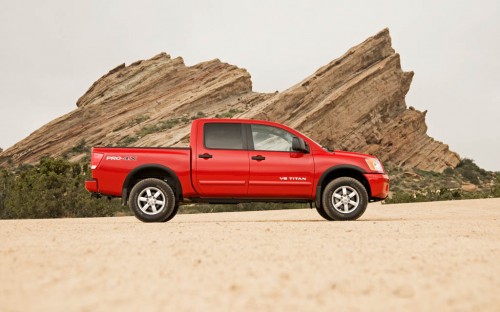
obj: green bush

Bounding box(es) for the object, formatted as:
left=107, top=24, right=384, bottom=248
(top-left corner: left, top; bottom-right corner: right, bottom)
left=443, top=167, right=454, bottom=175
left=71, top=139, right=89, bottom=154
left=455, top=158, right=491, bottom=184
left=493, top=175, right=500, bottom=197
left=0, top=158, right=127, bottom=219
left=461, top=169, right=480, bottom=184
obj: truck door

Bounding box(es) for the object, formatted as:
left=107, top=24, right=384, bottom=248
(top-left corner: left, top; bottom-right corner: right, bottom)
left=247, top=124, right=314, bottom=198
left=193, top=122, right=249, bottom=197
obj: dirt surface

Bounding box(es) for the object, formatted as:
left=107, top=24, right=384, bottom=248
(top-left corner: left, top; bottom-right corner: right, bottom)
left=1, top=199, right=499, bottom=311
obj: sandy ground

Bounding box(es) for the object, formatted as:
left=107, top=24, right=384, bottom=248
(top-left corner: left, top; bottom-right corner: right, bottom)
left=0, top=199, right=499, bottom=312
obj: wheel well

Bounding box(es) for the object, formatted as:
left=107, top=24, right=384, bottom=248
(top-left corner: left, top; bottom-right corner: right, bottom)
left=316, top=168, right=372, bottom=207
left=122, top=166, right=182, bottom=205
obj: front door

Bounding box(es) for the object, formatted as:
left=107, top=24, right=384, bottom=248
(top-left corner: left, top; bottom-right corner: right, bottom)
left=247, top=124, right=314, bottom=198
left=193, top=122, right=249, bottom=197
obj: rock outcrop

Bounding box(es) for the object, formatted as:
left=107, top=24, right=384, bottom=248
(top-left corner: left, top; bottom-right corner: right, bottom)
left=0, top=29, right=460, bottom=172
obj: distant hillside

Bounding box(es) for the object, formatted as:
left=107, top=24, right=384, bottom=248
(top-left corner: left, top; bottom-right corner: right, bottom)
left=0, top=29, right=459, bottom=172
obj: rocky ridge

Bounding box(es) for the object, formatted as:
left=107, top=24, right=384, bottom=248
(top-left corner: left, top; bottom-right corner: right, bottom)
left=0, top=29, right=460, bottom=171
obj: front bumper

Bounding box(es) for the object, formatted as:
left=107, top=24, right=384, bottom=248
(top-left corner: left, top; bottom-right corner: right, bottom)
left=364, top=173, right=390, bottom=200
left=85, top=178, right=98, bottom=193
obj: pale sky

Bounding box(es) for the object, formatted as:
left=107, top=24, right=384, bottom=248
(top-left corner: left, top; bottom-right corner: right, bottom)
left=0, top=0, right=499, bottom=170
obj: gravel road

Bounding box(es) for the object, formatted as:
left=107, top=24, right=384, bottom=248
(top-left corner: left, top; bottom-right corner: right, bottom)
left=1, top=199, right=499, bottom=311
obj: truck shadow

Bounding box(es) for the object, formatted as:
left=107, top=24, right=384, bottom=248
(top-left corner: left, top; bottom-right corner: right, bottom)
left=175, top=218, right=403, bottom=223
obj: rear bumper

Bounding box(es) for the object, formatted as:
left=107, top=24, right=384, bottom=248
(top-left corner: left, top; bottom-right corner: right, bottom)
left=364, top=173, right=390, bottom=200
left=85, top=179, right=98, bottom=193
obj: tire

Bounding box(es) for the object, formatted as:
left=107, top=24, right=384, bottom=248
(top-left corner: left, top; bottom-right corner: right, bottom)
left=129, top=178, right=177, bottom=222
left=321, top=177, right=368, bottom=221
left=161, top=203, right=179, bottom=223
left=316, top=205, right=334, bottom=221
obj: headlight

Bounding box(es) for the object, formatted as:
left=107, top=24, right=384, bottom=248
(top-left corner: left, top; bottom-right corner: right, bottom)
left=365, top=158, right=384, bottom=173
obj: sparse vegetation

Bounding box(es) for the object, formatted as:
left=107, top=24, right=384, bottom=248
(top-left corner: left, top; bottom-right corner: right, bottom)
left=384, top=158, right=499, bottom=204
left=61, top=139, right=91, bottom=160
left=190, top=111, right=207, bottom=120
left=118, top=135, right=139, bottom=146
left=113, top=115, right=150, bottom=132
left=71, top=139, right=90, bottom=154
left=215, top=108, right=243, bottom=118
left=384, top=187, right=489, bottom=204
left=136, top=118, right=182, bottom=137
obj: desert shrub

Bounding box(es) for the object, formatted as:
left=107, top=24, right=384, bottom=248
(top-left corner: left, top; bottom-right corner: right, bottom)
left=0, top=168, right=12, bottom=216
left=384, top=192, right=415, bottom=204
left=118, top=135, right=139, bottom=146
left=492, top=175, right=500, bottom=197
left=443, top=167, right=454, bottom=175
left=384, top=187, right=494, bottom=204
left=0, top=157, right=127, bottom=219
left=456, top=158, right=490, bottom=183
left=461, top=169, right=480, bottom=185
left=215, top=108, right=243, bottom=118
left=71, top=139, right=89, bottom=154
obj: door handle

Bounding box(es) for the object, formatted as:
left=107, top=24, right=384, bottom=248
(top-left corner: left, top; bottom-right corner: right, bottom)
left=199, top=153, right=213, bottom=159
left=251, top=155, right=266, bottom=161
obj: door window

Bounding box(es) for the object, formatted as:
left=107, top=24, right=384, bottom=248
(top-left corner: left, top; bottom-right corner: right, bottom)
left=204, top=123, right=244, bottom=150
left=251, top=124, right=294, bottom=152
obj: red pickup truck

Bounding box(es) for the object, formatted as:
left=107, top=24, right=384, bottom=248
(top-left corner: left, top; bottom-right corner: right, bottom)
left=86, top=118, right=389, bottom=222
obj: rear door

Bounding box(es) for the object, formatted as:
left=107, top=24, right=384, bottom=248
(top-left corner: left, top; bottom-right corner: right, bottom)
left=193, top=122, right=249, bottom=197
left=247, top=124, right=314, bottom=198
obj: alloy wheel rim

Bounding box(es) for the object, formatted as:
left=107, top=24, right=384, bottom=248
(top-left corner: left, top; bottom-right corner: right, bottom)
left=137, top=187, right=166, bottom=215
left=331, top=186, right=359, bottom=213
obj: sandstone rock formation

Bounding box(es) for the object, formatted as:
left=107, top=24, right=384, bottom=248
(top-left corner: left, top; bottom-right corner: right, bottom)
left=0, top=29, right=460, bottom=172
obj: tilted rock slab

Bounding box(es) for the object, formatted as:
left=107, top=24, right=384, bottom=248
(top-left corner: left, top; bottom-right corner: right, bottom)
left=0, top=29, right=459, bottom=172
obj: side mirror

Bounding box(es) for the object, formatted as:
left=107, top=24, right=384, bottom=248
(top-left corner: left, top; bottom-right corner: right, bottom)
left=292, top=137, right=308, bottom=153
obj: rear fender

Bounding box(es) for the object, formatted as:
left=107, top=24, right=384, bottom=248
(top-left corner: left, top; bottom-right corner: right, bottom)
left=121, top=164, right=182, bottom=205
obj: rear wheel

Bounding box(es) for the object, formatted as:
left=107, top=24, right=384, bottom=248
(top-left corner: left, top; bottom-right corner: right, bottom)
left=321, top=177, right=368, bottom=221
left=129, top=178, right=177, bottom=222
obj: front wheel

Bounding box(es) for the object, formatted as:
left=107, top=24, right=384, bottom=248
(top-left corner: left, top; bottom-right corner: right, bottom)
left=321, top=177, right=368, bottom=221
left=129, top=178, right=177, bottom=222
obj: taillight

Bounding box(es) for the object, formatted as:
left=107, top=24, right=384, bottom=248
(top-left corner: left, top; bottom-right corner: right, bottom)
left=91, top=152, right=104, bottom=170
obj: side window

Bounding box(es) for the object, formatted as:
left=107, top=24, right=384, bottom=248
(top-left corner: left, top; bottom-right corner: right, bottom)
left=251, top=124, right=294, bottom=152
left=204, top=123, right=244, bottom=150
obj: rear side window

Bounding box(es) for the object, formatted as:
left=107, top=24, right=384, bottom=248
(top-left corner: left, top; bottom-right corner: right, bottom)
left=204, top=123, right=244, bottom=150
